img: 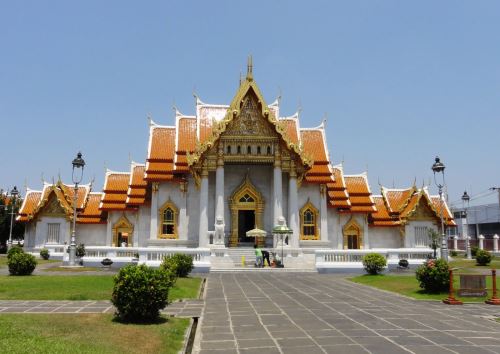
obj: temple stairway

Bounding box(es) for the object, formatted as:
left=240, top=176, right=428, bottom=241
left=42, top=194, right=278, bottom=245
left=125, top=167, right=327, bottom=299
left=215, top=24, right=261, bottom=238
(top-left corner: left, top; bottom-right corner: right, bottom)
left=210, top=247, right=317, bottom=272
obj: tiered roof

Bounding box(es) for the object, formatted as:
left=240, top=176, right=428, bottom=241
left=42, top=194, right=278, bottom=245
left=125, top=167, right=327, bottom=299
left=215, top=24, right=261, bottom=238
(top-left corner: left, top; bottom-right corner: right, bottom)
left=371, top=186, right=456, bottom=227
left=17, top=182, right=105, bottom=223
left=17, top=63, right=454, bottom=229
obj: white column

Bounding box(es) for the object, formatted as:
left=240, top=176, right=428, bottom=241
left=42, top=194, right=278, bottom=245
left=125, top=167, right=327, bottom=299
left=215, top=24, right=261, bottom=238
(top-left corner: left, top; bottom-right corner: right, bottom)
left=453, top=235, right=458, bottom=250
left=320, top=184, right=328, bottom=242
left=363, top=215, right=370, bottom=249
left=479, top=234, right=484, bottom=250
left=198, top=168, right=209, bottom=247
left=288, top=170, right=299, bottom=248
left=337, top=213, right=343, bottom=249
left=273, top=165, right=283, bottom=226
left=494, top=234, right=499, bottom=253
left=215, top=165, right=224, bottom=222
left=149, top=183, right=159, bottom=240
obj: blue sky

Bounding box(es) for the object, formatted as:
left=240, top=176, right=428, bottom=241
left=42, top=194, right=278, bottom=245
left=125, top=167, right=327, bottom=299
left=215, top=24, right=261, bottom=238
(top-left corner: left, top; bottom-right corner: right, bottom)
left=1, top=1, right=499, bottom=207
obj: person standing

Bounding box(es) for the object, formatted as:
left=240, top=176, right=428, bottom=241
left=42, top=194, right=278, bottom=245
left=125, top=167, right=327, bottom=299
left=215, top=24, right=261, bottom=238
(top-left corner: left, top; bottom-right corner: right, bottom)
left=254, top=244, right=263, bottom=268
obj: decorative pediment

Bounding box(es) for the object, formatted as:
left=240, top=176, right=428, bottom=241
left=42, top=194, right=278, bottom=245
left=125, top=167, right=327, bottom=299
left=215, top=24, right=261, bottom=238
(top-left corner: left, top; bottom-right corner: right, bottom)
left=406, top=196, right=438, bottom=222
left=224, top=92, right=277, bottom=137
left=40, top=194, right=67, bottom=217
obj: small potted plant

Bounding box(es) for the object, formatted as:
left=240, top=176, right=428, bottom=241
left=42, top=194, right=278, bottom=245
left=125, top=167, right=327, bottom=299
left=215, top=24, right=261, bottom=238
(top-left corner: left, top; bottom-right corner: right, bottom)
left=101, top=258, right=113, bottom=267
left=40, top=248, right=50, bottom=260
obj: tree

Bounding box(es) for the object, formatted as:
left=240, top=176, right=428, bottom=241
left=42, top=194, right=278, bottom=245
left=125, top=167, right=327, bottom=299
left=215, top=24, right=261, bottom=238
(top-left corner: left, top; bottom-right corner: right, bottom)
left=428, top=228, right=441, bottom=259
left=0, top=193, right=25, bottom=251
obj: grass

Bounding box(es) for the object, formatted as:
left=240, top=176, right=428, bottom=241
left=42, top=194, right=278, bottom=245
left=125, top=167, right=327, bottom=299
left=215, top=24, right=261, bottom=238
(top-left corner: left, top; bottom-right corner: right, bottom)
left=449, top=257, right=500, bottom=272
left=0, top=256, right=59, bottom=268
left=42, top=266, right=102, bottom=272
left=0, top=314, right=189, bottom=354
left=0, top=275, right=202, bottom=301
left=350, top=274, right=496, bottom=302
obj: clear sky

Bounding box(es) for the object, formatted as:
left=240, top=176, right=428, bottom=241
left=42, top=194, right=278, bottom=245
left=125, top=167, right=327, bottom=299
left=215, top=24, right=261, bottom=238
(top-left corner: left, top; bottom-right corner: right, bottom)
left=1, top=1, right=499, bottom=208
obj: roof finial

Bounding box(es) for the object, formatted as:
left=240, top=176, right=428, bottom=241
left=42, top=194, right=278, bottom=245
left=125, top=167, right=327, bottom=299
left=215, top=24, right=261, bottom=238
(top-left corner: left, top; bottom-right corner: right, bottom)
left=246, top=55, right=253, bottom=81
left=239, top=71, right=242, bottom=86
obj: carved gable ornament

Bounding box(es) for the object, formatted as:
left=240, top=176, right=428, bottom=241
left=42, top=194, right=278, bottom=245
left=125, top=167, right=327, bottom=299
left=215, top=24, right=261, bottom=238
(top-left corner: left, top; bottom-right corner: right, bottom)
left=40, top=194, right=67, bottom=217
left=407, top=197, right=437, bottom=221
left=224, top=94, right=276, bottom=137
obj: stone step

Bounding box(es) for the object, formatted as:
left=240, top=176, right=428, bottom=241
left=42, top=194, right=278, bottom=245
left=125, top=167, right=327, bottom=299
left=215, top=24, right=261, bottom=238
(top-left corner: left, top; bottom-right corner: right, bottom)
left=210, top=267, right=317, bottom=273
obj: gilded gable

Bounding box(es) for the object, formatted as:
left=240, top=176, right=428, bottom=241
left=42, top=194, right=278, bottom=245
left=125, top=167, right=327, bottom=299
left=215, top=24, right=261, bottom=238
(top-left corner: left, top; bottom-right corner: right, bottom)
left=40, top=194, right=67, bottom=217
left=223, top=93, right=276, bottom=138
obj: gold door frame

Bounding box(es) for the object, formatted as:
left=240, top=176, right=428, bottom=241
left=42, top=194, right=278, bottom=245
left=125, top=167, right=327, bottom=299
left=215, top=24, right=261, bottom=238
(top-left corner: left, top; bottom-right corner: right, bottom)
left=112, top=215, right=134, bottom=247
left=228, top=175, right=265, bottom=247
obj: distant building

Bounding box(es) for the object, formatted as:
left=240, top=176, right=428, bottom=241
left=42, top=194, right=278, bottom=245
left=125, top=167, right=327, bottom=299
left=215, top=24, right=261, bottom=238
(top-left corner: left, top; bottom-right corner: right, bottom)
left=452, top=203, right=500, bottom=239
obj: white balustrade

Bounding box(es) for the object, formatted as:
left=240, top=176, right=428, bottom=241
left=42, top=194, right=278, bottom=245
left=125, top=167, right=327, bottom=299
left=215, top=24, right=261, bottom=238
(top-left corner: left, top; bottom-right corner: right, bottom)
left=315, top=248, right=433, bottom=271
left=82, top=246, right=211, bottom=268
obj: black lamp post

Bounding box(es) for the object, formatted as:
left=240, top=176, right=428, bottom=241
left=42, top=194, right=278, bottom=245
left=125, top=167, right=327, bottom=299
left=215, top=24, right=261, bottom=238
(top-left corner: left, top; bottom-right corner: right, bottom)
left=431, top=156, right=447, bottom=260
left=69, top=152, right=85, bottom=266
left=461, top=190, right=471, bottom=259
left=7, top=186, right=19, bottom=250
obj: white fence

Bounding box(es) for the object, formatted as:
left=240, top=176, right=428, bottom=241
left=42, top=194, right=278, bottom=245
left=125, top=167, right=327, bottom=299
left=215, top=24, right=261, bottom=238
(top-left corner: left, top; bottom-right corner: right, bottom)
left=315, top=248, right=433, bottom=272
left=72, top=246, right=209, bottom=270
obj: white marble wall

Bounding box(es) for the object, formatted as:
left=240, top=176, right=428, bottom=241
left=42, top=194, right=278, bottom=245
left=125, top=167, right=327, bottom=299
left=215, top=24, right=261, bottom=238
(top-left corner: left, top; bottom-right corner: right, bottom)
left=33, top=216, right=70, bottom=248
left=369, top=227, right=401, bottom=248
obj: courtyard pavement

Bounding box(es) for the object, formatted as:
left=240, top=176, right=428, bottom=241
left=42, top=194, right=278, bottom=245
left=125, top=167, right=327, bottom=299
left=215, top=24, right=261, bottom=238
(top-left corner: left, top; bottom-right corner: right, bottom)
left=195, top=273, right=500, bottom=354
left=1, top=273, right=500, bottom=353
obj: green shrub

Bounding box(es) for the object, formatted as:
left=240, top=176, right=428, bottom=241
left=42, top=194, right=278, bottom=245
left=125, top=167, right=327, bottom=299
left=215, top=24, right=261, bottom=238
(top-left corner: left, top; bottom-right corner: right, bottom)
left=450, top=250, right=458, bottom=257
left=7, top=245, right=24, bottom=260
left=112, top=264, right=174, bottom=323
left=415, top=258, right=449, bottom=293
left=161, top=253, right=194, bottom=278
left=471, top=246, right=479, bottom=257
left=362, top=253, right=387, bottom=275
left=475, top=249, right=492, bottom=266
left=398, top=259, right=409, bottom=268
left=40, top=248, right=50, bottom=260
left=76, top=244, right=86, bottom=258
left=8, top=252, right=37, bottom=275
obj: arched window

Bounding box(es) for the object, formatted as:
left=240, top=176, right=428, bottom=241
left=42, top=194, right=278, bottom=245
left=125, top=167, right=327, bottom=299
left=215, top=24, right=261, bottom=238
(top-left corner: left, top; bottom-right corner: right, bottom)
left=239, top=193, right=255, bottom=203
left=247, top=145, right=252, bottom=154
left=237, top=145, right=241, bottom=154
left=267, top=145, right=271, bottom=155
left=300, top=202, right=319, bottom=240
left=159, top=200, right=178, bottom=239
left=257, top=146, right=261, bottom=154
left=227, top=145, right=231, bottom=154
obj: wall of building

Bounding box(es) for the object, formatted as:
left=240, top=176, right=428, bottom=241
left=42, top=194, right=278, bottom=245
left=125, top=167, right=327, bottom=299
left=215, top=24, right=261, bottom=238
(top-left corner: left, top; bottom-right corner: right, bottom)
left=78, top=224, right=107, bottom=246
left=369, top=227, right=401, bottom=248
left=404, top=221, right=438, bottom=248
left=33, top=216, right=70, bottom=248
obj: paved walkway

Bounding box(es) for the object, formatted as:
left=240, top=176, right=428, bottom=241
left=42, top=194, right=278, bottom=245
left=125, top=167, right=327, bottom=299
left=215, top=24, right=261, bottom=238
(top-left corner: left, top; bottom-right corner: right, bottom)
left=195, top=273, right=500, bottom=354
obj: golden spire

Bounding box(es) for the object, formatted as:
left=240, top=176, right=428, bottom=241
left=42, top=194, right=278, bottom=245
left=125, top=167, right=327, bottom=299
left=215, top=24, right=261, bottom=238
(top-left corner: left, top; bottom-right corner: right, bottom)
left=246, top=55, right=253, bottom=81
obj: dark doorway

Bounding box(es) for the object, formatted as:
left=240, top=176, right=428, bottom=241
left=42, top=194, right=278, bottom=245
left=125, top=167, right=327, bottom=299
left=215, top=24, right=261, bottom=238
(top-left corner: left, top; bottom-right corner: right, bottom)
left=238, top=210, right=255, bottom=244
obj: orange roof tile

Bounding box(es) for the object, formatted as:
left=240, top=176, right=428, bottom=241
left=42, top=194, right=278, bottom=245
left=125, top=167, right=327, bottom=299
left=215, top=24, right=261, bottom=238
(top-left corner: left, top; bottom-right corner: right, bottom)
left=383, top=188, right=415, bottom=214
left=148, top=127, right=176, bottom=161
left=104, top=173, right=130, bottom=192
left=300, top=130, right=328, bottom=162
left=370, top=197, right=400, bottom=227
left=17, top=190, right=42, bottom=220
left=177, top=118, right=197, bottom=153
left=282, top=119, right=299, bottom=145
left=344, top=176, right=371, bottom=195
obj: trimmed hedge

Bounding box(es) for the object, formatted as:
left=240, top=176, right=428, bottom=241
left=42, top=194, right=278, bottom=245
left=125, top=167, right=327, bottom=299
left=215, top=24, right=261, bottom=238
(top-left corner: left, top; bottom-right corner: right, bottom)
left=8, top=252, right=37, bottom=275
left=362, top=253, right=387, bottom=275
left=476, top=249, right=492, bottom=266
left=7, top=246, right=24, bottom=260
left=40, top=248, right=50, bottom=260
left=111, top=264, right=174, bottom=323
left=161, top=254, right=194, bottom=278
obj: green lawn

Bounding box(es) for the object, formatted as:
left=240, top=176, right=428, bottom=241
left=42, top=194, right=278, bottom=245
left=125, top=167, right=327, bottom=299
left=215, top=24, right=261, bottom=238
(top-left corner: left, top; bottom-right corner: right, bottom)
left=0, top=314, right=189, bottom=354
left=449, top=258, right=500, bottom=272
left=350, top=274, right=495, bottom=302
left=0, top=275, right=202, bottom=301
left=0, top=256, right=59, bottom=268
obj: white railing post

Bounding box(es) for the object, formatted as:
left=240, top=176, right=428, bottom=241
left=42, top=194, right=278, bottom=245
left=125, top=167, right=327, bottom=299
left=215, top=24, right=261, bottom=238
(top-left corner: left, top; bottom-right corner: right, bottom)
left=479, top=234, right=485, bottom=250
left=493, top=234, right=499, bottom=253
left=453, top=235, right=458, bottom=251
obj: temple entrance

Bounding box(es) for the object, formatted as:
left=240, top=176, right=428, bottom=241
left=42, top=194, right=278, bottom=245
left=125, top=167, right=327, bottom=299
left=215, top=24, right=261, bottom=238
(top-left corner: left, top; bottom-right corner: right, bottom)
left=238, top=210, right=256, bottom=244
left=229, top=175, right=265, bottom=247
left=112, top=215, right=134, bottom=247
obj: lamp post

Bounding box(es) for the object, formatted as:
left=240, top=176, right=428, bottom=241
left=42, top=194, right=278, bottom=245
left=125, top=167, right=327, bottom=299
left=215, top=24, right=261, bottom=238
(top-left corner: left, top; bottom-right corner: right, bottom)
left=69, top=152, right=85, bottom=266
left=462, top=191, right=471, bottom=259
left=272, top=217, right=292, bottom=268
left=432, top=156, right=447, bottom=260
left=7, top=186, right=19, bottom=250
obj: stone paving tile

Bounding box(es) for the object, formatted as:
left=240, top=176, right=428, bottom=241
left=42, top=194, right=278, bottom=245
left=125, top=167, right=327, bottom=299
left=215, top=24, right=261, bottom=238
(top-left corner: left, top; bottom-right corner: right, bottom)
left=193, top=273, right=500, bottom=353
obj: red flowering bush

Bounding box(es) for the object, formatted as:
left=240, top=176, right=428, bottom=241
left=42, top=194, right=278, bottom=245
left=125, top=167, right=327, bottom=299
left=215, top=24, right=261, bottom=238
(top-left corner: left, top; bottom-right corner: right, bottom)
left=415, top=258, right=449, bottom=293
